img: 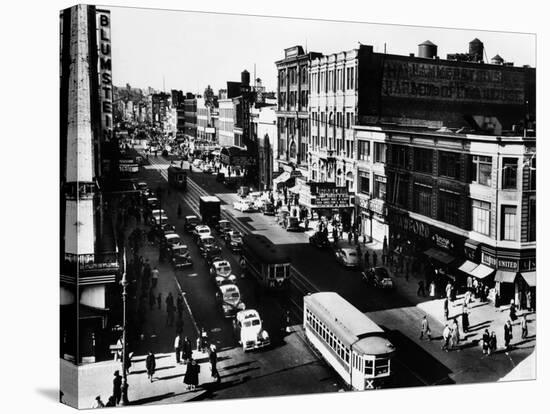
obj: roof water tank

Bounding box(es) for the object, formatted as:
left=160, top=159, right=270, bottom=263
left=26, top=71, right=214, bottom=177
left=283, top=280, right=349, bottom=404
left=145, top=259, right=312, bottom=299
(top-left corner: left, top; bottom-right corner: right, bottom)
left=491, top=54, right=504, bottom=65
left=469, top=38, right=484, bottom=62
left=241, top=70, right=250, bottom=87
left=418, top=40, right=437, bottom=58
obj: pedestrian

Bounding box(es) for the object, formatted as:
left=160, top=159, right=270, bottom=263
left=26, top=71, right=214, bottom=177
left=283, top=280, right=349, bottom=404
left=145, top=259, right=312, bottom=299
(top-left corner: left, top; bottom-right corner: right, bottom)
left=199, top=328, right=209, bottom=352
left=146, top=351, right=156, bottom=382
left=482, top=329, right=490, bottom=355
left=420, top=315, right=431, bottom=340
left=372, top=251, right=378, bottom=267
left=445, top=282, right=453, bottom=302
left=91, top=396, right=105, bottom=408
left=442, top=324, right=451, bottom=352
left=174, top=333, right=182, bottom=364
left=112, top=370, right=122, bottom=405
left=417, top=280, right=425, bottom=297
left=521, top=314, right=528, bottom=339
left=157, top=292, right=162, bottom=310
left=504, top=320, right=513, bottom=350
left=182, top=336, right=192, bottom=364
left=151, top=267, right=159, bottom=288
left=183, top=358, right=200, bottom=391
left=443, top=297, right=449, bottom=320
left=429, top=281, right=436, bottom=298
left=149, top=289, right=156, bottom=311
left=509, top=299, right=517, bottom=321
left=462, top=305, right=469, bottom=333
left=450, top=318, right=460, bottom=350
left=209, top=344, right=220, bottom=382
left=489, top=331, right=497, bottom=355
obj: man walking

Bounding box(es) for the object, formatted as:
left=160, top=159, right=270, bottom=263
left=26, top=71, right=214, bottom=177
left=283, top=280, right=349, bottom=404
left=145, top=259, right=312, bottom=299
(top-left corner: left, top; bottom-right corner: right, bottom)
left=419, top=315, right=431, bottom=340
left=504, top=320, right=513, bottom=350
left=146, top=351, right=156, bottom=382
left=112, top=371, right=122, bottom=406
left=521, top=314, right=528, bottom=339
left=442, top=324, right=451, bottom=352
left=209, top=344, right=220, bottom=383
left=443, top=297, right=450, bottom=320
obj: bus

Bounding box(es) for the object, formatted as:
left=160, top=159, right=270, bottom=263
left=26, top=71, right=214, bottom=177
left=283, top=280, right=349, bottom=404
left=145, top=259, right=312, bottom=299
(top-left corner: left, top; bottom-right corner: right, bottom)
left=303, top=292, right=395, bottom=390
left=241, top=234, right=291, bottom=290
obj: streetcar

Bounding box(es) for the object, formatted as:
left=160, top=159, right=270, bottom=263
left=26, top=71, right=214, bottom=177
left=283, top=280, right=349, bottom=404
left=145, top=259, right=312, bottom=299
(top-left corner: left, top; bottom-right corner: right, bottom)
left=241, top=234, right=291, bottom=290
left=303, top=292, right=395, bottom=390
left=167, top=165, right=187, bottom=190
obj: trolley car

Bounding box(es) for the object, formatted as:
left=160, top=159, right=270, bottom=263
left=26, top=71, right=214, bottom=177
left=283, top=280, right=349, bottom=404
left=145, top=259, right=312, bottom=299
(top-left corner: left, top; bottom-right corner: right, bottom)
left=241, top=234, right=291, bottom=290
left=303, top=292, right=395, bottom=390
left=167, top=165, right=187, bottom=190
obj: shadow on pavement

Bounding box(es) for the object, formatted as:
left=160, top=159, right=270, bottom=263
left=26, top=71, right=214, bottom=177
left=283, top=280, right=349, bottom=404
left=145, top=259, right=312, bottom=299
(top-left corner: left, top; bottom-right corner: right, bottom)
left=129, top=392, right=175, bottom=405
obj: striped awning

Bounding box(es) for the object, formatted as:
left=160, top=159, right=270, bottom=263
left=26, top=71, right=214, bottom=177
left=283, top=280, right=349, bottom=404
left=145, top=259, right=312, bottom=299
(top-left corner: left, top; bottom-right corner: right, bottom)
left=494, top=270, right=517, bottom=284
left=520, top=271, right=536, bottom=287
left=458, top=260, right=478, bottom=274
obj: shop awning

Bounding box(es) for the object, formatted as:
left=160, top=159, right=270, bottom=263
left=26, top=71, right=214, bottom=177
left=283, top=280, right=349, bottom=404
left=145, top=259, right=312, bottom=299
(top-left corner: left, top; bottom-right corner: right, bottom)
left=273, top=172, right=291, bottom=185
left=520, top=271, right=536, bottom=287
left=470, top=264, right=495, bottom=279
left=494, top=270, right=517, bottom=284
left=424, top=248, right=455, bottom=265
left=458, top=260, right=478, bottom=274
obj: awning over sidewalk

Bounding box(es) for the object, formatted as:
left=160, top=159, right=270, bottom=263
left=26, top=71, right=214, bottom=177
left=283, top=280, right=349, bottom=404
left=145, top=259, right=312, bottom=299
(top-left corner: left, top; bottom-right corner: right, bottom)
left=458, top=260, right=478, bottom=274
left=424, top=248, right=455, bottom=265
left=494, top=270, right=517, bottom=284
left=288, top=184, right=302, bottom=194
left=273, top=172, right=291, bottom=186
left=520, top=271, right=536, bottom=287
left=470, top=264, right=495, bottom=280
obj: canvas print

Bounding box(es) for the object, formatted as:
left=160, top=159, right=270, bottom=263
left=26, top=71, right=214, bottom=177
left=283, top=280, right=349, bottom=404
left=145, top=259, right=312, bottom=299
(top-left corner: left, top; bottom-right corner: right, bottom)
left=60, top=4, right=536, bottom=409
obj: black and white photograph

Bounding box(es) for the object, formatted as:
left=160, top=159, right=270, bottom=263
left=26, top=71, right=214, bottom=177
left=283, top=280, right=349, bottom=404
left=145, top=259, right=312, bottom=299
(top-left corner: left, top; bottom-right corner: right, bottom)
left=3, top=1, right=545, bottom=412
left=57, top=2, right=539, bottom=409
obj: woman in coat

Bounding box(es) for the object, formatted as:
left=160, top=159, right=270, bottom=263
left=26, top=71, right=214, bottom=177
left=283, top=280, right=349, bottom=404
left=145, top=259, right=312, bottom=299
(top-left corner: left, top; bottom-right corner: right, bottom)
left=182, top=336, right=192, bottom=364
left=145, top=351, right=156, bottom=382
left=482, top=329, right=490, bottom=354
left=461, top=305, right=470, bottom=333
left=184, top=358, right=200, bottom=391
left=509, top=300, right=517, bottom=321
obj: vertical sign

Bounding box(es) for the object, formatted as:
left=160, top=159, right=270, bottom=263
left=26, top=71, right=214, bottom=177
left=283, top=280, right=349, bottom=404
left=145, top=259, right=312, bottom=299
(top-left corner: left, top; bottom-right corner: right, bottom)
left=96, top=9, right=112, bottom=142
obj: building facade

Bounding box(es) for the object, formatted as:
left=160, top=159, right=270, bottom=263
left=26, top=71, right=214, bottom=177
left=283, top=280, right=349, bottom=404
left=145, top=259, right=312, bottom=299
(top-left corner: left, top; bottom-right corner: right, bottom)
left=275, top=46, right=322, bottom=178
left=251, top=100, right=277, bottom=190
left=183, top=94, right=197, bottom=141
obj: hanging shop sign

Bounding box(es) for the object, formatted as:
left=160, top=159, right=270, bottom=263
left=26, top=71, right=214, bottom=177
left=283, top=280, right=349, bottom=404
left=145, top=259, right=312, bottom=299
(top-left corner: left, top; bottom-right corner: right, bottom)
left=481, top=252, right=519, bottom=271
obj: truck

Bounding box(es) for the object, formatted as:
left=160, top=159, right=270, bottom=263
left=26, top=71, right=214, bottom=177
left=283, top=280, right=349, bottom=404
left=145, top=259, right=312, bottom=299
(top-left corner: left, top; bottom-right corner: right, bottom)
left=234, top=309, right=271, bottom=351
left=167, top=165, right=187, bottom=190
left=199, top=196, right=221, bottom=226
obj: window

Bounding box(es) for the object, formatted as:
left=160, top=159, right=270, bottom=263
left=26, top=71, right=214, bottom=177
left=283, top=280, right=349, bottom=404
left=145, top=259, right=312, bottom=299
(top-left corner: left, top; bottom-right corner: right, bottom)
left=279, top=69, right=286, bottom=87
left=389, top=174, right=409, bottom=208
left=472, top=199, right=491, bottom=236
left=413, top=184, right=432, bottom=217
left=358, top=141, right=369, bottom=161
left=471, top=155, right=492, bottom=186
left=374, top=142, right=387, bottom=163
left=501, top=206, right=517, bottom=241
left=528, top=197, right=536, bottom=241
left=346, top=112, right=351, bottom=129
left=374, top=175, right=386, bottom=200
left=359, top=171, right=370, bottom=195
left=439, top=151, right=461, bottom=180
left=502, top=158, right=518, bottom=189
left=438, top=190, right=460, bottom=226
left=350, top=67, right=355, bottom=89
left=391, top=145, right=408, bottom=168
left=414, top=148, right=433, bottom=173
left=300, top=65, right=308, bottom=83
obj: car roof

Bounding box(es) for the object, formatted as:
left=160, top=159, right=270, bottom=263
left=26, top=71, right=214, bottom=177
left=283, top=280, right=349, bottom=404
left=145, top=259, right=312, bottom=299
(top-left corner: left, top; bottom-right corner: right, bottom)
left=213, top=260, right=230, bottom=267
left=196, top=225, right=210, bottom=230
left=219, top=284, right=239, bottom=293
left=185, top=215, right=198, bottom=219
left=165, top=233, right=180, bottom=239
left=200, top=234, right=214, bottom=240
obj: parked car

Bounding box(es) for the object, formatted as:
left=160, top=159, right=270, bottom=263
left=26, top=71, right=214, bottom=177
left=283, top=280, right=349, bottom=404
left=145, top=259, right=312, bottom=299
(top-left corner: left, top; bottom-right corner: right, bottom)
left=214, top=219, right=232, bottom=236
left=183, top=215, right=200, bottom=233
left=210, top=260, right=237, bottom=286
left=261, top=202, right=276, bottom=216
left=362, top=267, right=395, bottom=290
left=224, top=230, right=243, bottom=252
left=309, top=231, right=330, bottom=248
left=169, top=244, right=193, bottom=269
left=162, top=232, right=182, bottom=248
left=335, top=248, right=360, bottom=268
left=192, top=224, right=211, bottom=241
left=216, top=284, right=246, bottom=318
left=233, top=199, right=257, bottom=213
left=198, top=235, right=220, bottom=257
left=234, top=309, right=271, bottom=351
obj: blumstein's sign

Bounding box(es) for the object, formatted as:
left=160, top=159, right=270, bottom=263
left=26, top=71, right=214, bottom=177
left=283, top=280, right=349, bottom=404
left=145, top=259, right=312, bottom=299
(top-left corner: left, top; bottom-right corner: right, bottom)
left=96, top=9, right=112, bottom=141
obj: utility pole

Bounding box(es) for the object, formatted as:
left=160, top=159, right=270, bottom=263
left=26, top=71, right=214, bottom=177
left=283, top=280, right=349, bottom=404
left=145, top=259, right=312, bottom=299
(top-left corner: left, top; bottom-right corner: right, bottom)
left=120, top=247, right=129, bottom=405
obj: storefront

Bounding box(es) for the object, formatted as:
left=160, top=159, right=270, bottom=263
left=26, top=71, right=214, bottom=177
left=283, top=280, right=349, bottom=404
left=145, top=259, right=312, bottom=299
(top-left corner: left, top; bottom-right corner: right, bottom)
left=356, top=195, right=388, bottom=243
left=298, top=181, right=354, bottom=230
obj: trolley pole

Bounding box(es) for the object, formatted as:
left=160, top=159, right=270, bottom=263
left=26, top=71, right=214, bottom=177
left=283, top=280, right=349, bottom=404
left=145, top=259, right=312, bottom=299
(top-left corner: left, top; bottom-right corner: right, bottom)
left=120, top=248, right=129, bottom=405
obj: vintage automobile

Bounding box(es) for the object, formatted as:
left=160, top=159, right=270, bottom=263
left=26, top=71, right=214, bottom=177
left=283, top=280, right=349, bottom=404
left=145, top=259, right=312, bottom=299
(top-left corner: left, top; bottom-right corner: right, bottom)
left=362, top=267, right=395, bottom=290
left=261, top=202, right=276, bottom=216
left=169, top=244, right=193, bottom=269
left=234, top=309, right=271, bottom=351
left=224, top=230, right=243, bottom=252
left=214, top=219, right=232, bottom=236
left=204, top=251, right=223, bottom=267
left=150, top=212, right=169, bottom=226
left=136, top=181, right=149, bottom=195
left=163, top=232, right=182, bottom=248
left=183, top=215, right=200, bottom=233
left=233, top=199, right=257, bottom=213
left=197, top=235, right=221, bottom=257
left=309, top=231, right=330, bottom=248
left=210, top=260, right=237, bottom=286
left=335, top=247, right=360, bottom=268
left=215, top=284, right=246, bottom=318
left=192, top=224, right=211, bottom=241
left=146, top=197, right=159, bottom=210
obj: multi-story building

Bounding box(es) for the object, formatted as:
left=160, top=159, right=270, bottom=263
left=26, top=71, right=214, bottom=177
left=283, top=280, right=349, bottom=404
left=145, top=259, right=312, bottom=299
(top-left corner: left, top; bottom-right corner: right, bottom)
left=275, top=46, right=322, bottom=179
left=151, top=92, right=171, bottom=129
left=60, top=4, right=120, bottom=364
left=251, top=99, right=277, bottom=190
left=218, top=98, right=236, bottom=148
left=183, top=93, right=197, bottom=141
left=196, top=96, right=217, bottom=144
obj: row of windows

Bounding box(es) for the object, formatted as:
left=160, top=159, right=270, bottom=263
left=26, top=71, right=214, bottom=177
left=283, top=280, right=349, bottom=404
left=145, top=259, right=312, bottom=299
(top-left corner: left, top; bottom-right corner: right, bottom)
left=279, top=66, right=308, bottom=87
left=310, top=66, right=356, bottom=94
left=305, top=308, right=351, bottom=365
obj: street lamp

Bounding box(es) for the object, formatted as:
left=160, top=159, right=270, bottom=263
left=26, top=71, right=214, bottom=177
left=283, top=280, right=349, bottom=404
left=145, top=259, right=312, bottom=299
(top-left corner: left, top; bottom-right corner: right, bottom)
left=120, top=247, right=129, bottom=405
